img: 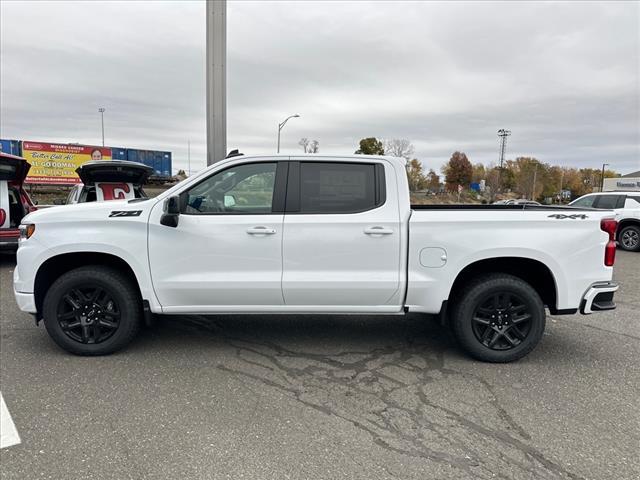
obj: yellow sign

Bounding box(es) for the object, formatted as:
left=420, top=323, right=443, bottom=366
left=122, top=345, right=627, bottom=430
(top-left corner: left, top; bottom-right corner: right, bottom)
left=22, top=141, right=111, bottom=185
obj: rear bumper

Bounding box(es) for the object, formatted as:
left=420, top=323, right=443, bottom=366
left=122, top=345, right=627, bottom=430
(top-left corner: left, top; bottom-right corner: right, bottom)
left=580, top=282, right=619, bottom=314
left=0, top=230, right=19, bottom=250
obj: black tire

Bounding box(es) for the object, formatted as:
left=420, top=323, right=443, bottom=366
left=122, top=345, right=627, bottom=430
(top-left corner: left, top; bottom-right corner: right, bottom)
left=451, top=274, right=545, bottom=363
left=617, top=225, right=640, bottom=252
left=42, top=266, right=142, bottom=355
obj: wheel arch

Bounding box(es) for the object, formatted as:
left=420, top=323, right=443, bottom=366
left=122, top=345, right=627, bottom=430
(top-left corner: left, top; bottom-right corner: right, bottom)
left=448, top=256, right=559, bottom=314
left=34, top=252, right=143, bottom=316
left=617, top=218, right=640, bottom=236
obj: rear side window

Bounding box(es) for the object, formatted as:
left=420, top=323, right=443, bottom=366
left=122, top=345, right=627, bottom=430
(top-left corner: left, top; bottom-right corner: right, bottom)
left=624, top=196, right=640, bottom=208
left=297, top=162, right=384, bottom=214
left=594, top=195, right=623, bottom=209
left=570, top=195, right=596, bottom=208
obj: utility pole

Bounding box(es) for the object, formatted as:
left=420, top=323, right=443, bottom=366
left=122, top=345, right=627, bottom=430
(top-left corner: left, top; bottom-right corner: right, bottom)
left=206, top=0, right=226, bottom=165
left=497, top=129, right=511, bottom=192
left=601, top=163, right=609, bottom=192
left=98, top=108, right=106, bottom=146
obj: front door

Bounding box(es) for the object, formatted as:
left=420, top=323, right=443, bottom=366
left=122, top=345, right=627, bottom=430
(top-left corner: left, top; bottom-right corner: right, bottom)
left=281, top=160, right=402, bottom=309
left=148, top=161, right=287, bottom=311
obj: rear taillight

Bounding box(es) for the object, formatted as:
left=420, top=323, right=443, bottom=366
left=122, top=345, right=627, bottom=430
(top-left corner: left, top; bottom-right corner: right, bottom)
left=600, top=218, right=617, bottom=266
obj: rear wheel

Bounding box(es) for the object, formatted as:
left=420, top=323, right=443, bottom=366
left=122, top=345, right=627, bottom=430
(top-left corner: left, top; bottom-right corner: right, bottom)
left=451, top=274, right=545, bottom=363
left=42, top=266, right=141, bottom=355
left=618, top=225, right=640, bottom=252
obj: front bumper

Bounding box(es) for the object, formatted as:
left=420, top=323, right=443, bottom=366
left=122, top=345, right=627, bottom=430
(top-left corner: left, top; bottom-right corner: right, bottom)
left=580, top=282, right=619, bottom=314
left=14, top=290, right=37, bottom=314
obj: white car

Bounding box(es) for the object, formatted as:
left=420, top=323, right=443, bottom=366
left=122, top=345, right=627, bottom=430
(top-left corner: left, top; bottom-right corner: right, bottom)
left=65, top=160, right=153, bottom=204
left=569, top=191, right=640, bottom=251
left=14, top=154, right=619, bottom=362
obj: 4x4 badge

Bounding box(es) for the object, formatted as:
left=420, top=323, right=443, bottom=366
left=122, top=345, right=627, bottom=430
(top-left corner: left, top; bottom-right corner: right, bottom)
left=548, top=213, right=588, bottom=219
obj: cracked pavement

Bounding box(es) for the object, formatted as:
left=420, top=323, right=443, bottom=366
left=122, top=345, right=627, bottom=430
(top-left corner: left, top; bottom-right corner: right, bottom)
left=1, top=251, right=638, bottom=479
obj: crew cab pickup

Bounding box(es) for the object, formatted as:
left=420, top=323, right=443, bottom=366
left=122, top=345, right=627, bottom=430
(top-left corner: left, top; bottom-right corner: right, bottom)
left=14, top=155, right=619, bottom=362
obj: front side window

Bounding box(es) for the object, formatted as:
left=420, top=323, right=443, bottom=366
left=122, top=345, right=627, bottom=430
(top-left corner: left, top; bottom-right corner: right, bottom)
left=594, top=195, right=622, bottom=209
left=299, top=162, right=380, bottom=214
left=184, top=162, right=277, bottom=214
left=570, top=195, right=596, bottom=208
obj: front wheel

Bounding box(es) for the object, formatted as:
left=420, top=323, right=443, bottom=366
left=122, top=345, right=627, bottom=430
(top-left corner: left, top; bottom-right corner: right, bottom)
left=618, top=225, right=640, bottom=252
left=451, top=274, right=546, bottom=363
left=42, top=266, right=142, bottom=355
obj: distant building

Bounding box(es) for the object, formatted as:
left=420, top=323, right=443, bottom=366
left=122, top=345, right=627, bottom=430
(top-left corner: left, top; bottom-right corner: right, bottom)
left=603, top=170, right=640, bottom=192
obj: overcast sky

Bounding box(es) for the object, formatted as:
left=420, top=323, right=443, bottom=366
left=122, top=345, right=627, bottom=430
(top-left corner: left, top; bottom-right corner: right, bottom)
left=1, top=1, right=638, bottom=174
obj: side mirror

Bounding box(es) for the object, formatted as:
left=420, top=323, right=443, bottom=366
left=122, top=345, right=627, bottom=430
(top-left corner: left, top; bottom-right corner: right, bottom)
left=224, top=194, right=236, bottom=208
left=160, top=195, right=180, bottom=227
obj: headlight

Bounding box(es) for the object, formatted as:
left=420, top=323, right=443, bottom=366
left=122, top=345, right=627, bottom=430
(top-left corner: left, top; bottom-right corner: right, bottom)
left=19, top=223, right=36, bottom=240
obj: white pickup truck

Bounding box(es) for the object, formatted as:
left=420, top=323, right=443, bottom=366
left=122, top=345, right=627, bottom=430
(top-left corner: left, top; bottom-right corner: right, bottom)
left=14, top=155, right=619, bottom=362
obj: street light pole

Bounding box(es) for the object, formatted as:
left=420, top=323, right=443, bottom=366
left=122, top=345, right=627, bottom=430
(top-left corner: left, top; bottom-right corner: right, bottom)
left=206, top=0, right=226, bottom=165
left=98, top=108, right=105, bottom=146
left=601, top=163, right=609, bottom=192
left=277, top=114, right=300, bottom=153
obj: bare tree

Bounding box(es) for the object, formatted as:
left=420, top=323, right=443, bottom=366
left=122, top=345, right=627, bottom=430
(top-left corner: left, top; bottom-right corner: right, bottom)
left=299, top=137, right=319, bottom=153
left=384, top=139, right=414, bottom=159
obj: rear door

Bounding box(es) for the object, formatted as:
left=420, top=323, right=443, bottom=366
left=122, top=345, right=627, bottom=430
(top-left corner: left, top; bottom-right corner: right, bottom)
left=281, top=159, right=402, bottom=309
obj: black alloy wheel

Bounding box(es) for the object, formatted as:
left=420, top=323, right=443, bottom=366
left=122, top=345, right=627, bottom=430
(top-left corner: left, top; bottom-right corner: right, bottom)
left=471, top=292, right=532, bottom=351
left=43, top=266, right=141, bottom=355
left=450, top=273, right=546, bottom=363
left=56, top=285, right=121, bottom=344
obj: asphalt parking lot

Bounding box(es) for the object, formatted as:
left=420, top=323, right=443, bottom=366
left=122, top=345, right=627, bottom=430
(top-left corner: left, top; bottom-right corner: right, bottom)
left=0, top=251, right=638, bottom=480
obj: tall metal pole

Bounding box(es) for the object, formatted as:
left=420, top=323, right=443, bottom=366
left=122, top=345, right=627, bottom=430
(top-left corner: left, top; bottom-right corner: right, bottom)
left=187, top=139, right=191, bottom=176
left=601, top=163, right=609, bottom=192
left=497, top=129, right=511, bottom=169
left=277, top=114, right=300, bottom=153
left=206, top=0, right=226, bottom=165
left=277, top=126, right=281, bottom=154
left=497, top=129, right=511, bottom=192
left=98, top=107, right=105, bottom=146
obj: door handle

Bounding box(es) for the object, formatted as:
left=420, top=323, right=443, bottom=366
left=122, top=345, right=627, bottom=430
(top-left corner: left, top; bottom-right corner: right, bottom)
left=247, top=226, right=276, bottom=235
left=364, top=226, right=394, bottom=235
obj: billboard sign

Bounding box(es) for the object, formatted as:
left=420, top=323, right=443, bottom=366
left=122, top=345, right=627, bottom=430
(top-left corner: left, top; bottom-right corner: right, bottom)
left=603, top=177, right=640, bottom=192
left=21, top=141, right=111, bottom=185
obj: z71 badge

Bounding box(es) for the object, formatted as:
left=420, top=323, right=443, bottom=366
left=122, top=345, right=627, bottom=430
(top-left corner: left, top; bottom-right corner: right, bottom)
left=547, top=213, right=588, bottom=219
left=109, top=210, right=142, bottom=218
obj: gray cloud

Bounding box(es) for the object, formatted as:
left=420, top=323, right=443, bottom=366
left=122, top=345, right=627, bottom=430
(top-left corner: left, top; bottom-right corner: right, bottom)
left=1, top=0, right=638, bottom=174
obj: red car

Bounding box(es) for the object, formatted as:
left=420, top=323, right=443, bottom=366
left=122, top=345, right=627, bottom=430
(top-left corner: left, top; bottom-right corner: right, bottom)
left=0, top=152, right=37, bottom=250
